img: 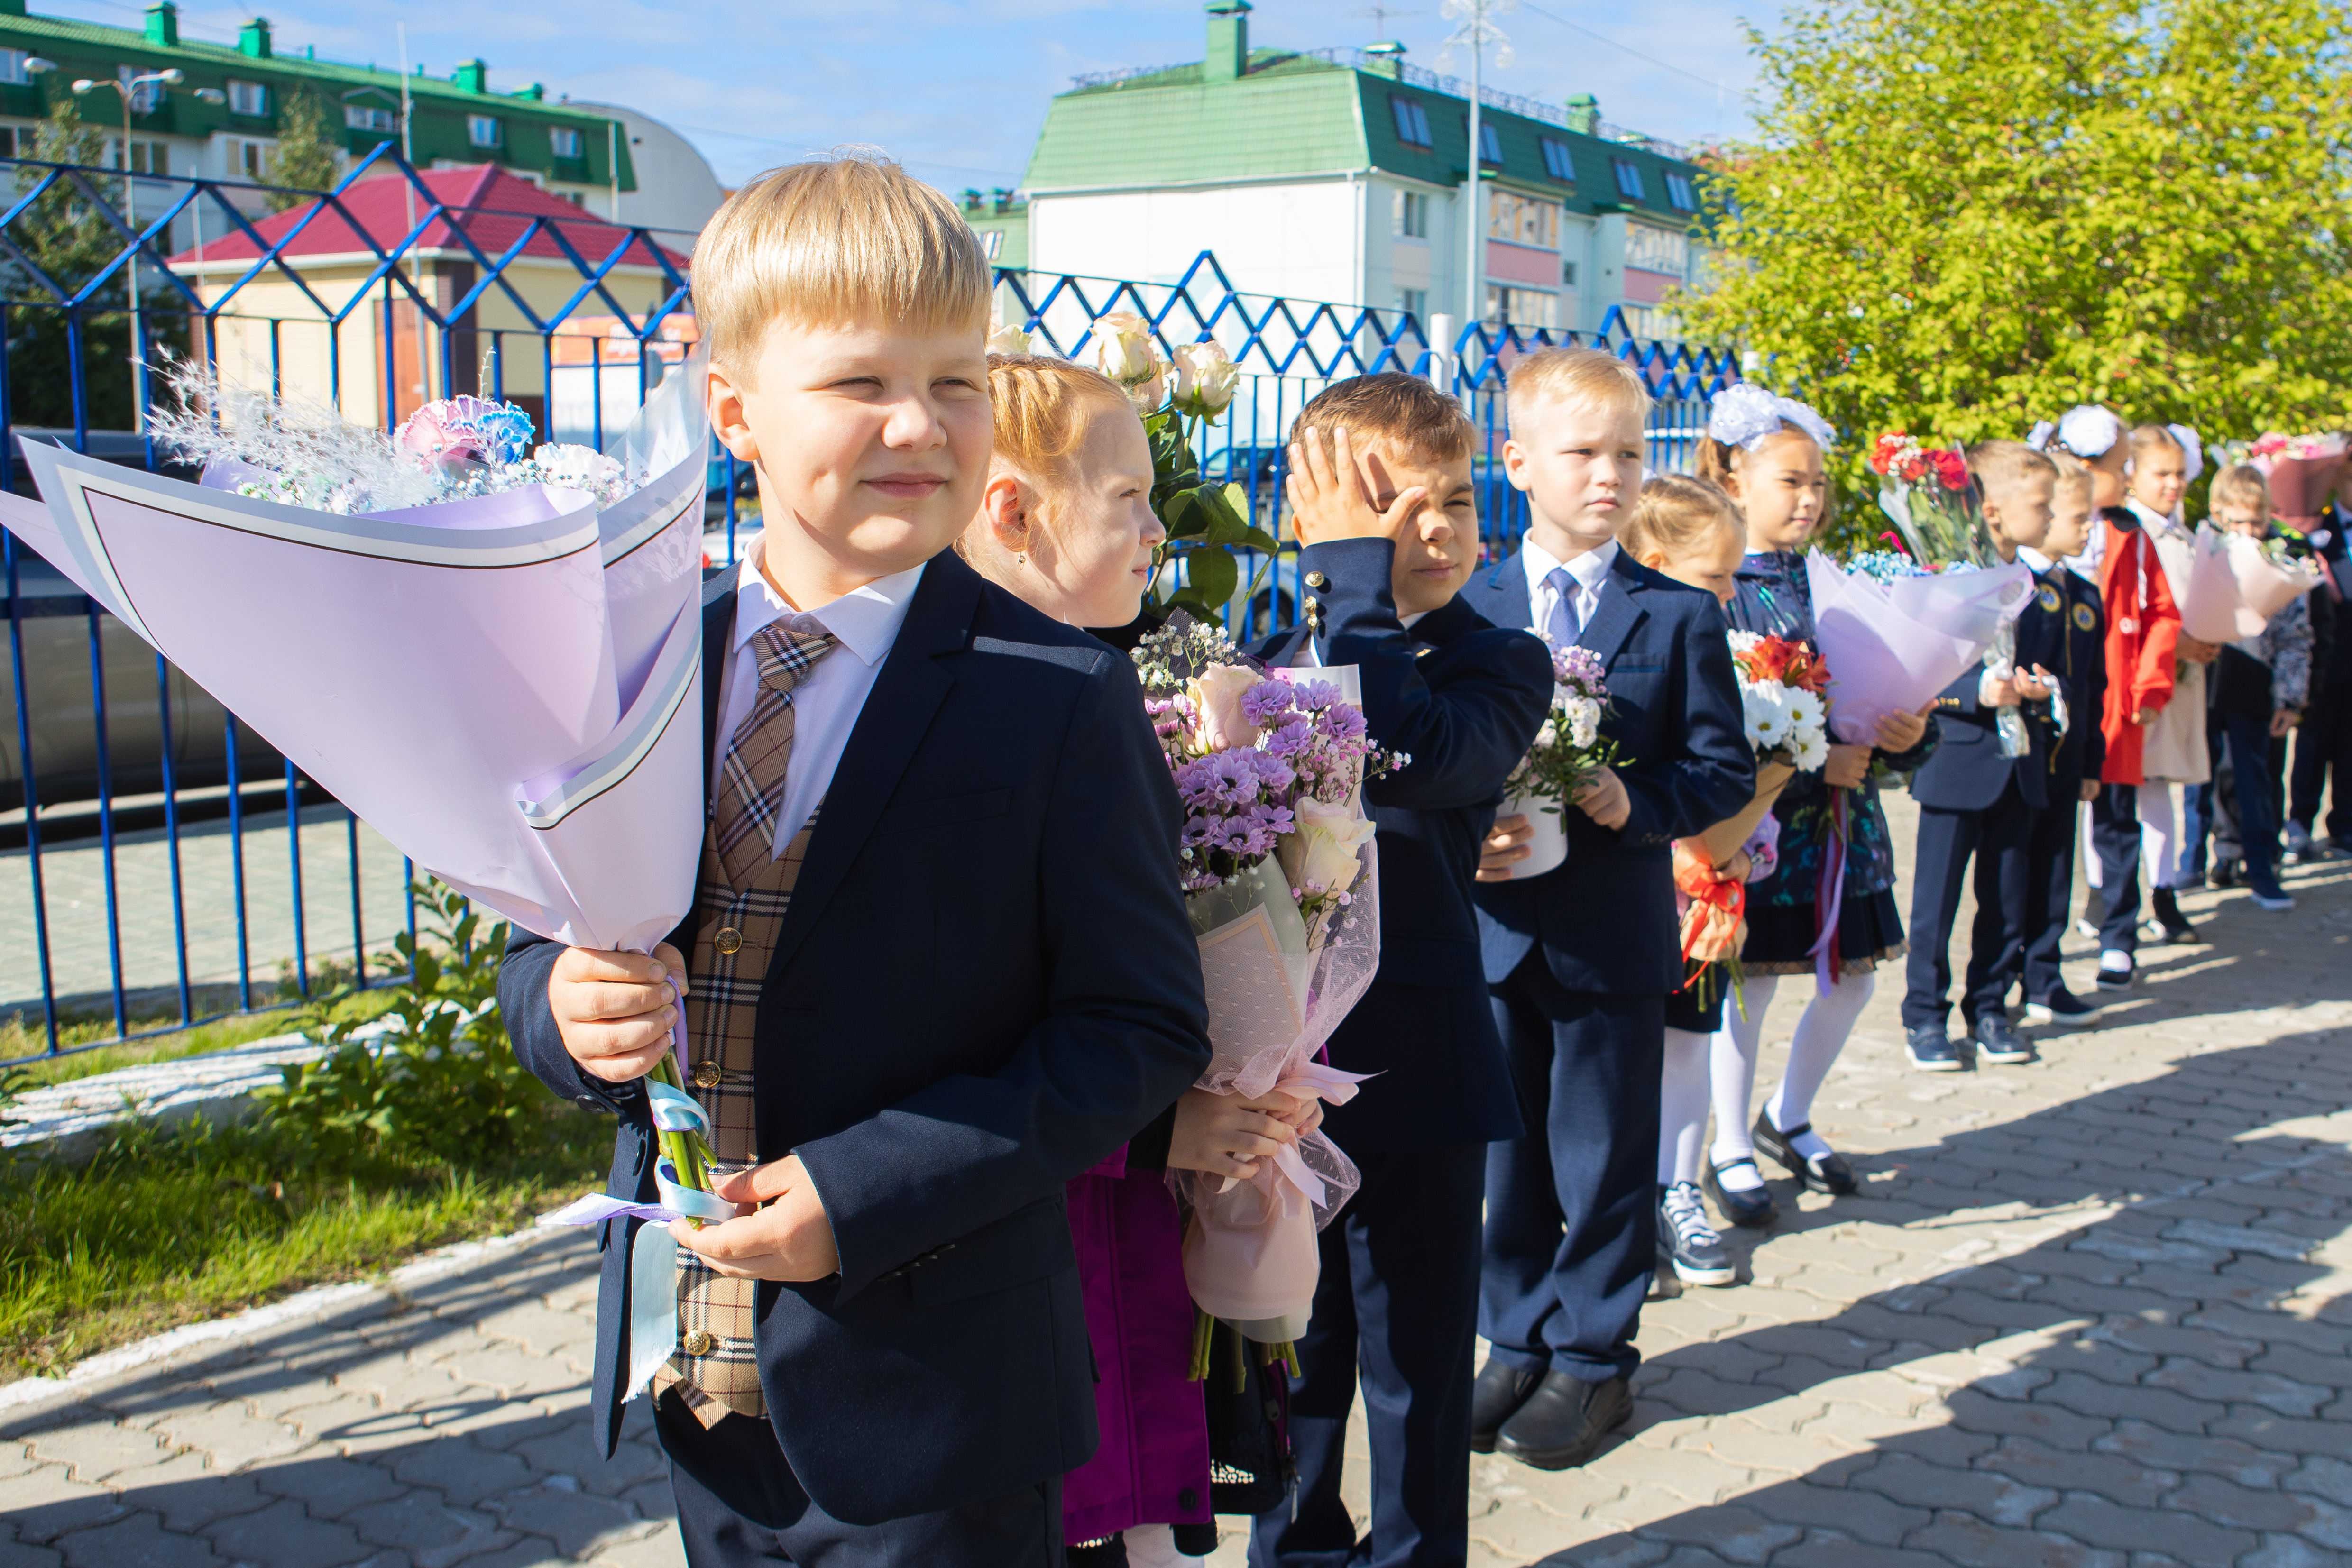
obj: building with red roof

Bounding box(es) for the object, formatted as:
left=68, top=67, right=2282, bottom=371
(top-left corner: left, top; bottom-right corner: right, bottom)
left=168, top=165, right=693, bottom=435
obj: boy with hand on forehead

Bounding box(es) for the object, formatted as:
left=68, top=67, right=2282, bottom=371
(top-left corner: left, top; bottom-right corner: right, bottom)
left=1464, top=348, right=1753, bottom=1471
left=498, top=155, right=1211, bottom=1567
left=1246, top=375, right=1553, bottom=1568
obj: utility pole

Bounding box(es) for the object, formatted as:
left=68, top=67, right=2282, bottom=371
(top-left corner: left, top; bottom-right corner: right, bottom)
left=1440, top=0, right=1514, bottom=335
left=72, top=68, right=211, bottom=411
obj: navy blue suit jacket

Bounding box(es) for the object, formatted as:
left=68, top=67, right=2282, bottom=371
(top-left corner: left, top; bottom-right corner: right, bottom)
left=1911, top=564, right=2073, bottom=812
left=1251, top=537, right=1552, bottom=1151
left=1463, top=547, right=1754, bottom=995
left=500, top=551, right=1211, bottom=1523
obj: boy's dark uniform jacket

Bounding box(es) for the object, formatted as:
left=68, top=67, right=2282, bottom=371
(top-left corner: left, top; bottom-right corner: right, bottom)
left=1912, top=563, right=2086, bottom=810
left=1250, top=536, right=1552, bottom=1150
left=1461, top=548, right=1755, bottom=993
left=500, top=552, right=1212, bottom=1525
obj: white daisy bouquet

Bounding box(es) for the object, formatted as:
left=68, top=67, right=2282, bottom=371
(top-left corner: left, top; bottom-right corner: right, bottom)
left=1697, top=631, right=1829, bottom=863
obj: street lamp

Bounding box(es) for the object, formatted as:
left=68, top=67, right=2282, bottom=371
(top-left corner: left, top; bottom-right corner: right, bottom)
left=72, top=67, right=184, bottom=369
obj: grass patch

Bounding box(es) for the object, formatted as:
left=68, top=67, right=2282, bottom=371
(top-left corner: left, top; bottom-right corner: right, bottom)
left=1, top=957, right=405, bottom=1090
left=0, top=1103, right=610, bottom=1383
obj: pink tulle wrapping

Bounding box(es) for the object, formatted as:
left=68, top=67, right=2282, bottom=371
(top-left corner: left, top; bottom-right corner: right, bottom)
left=1173, top=846, right=1383, bottom=1339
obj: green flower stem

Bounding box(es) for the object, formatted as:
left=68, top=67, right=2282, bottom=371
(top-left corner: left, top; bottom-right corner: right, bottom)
left=645, top=1050, right=718, bottom=1227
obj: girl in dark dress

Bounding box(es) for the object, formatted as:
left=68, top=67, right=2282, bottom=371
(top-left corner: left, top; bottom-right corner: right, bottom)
left=1693, top=387, right=1939, bottom=1229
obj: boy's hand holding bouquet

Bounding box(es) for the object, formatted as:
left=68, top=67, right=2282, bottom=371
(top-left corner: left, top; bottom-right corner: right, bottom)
left=1495, top=639, right=1622, bottom=878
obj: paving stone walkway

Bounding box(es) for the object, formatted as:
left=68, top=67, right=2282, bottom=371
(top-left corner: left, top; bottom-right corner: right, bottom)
left=4, top=798, right=2349, bottom=1568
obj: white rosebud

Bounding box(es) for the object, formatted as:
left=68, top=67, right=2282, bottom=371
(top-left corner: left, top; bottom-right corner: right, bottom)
left=986, top=324, right=1033, bottom=357
left=1171, top=339, right=1240, bottom=417
left=1091, top=310, right=1160, bottom=387
left=1186, top=663, right=1262, bottom=753
left=1279, top=797, right=1377, bottom=897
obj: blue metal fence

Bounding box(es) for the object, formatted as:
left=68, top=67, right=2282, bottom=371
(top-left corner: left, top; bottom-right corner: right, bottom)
left=0, top=164, right=1734, bottom=1063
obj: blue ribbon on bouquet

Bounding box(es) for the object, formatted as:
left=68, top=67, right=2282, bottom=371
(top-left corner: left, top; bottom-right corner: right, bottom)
left=537, top=1077, right=741, bottom=1401
left=538, top=1079, right=741, bottom=1229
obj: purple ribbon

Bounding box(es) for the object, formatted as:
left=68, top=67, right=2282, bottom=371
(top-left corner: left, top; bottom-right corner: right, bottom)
left=1808, top=788, right=1850, bottom=989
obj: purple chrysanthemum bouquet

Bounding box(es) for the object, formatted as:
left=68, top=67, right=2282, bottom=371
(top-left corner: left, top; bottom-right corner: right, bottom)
left=1132, top=621, right=1408, bottom=1347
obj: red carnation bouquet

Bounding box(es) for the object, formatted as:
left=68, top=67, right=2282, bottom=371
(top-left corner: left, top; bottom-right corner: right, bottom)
left=1869, top=431, right=1993, bottom=568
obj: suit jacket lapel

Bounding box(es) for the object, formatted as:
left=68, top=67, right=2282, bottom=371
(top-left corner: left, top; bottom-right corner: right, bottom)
left=1413, top=595, right=1482, bottom=647
left=699, top=569, right=737, bottom=809
left=1576, top=552, right=1646, bottom=668
left=763, top=554, right=976, bottom=976
left=1259, top=625, right=1311, bottom=668
left=1470, top=552, right=1533, bottom=633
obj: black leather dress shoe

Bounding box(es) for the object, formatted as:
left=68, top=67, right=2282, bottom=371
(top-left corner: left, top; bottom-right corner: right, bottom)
left=1469, top=1357, right=1544, bottom=1453
left=1702, top=1155, right=1778, bottom=1229
left=1754, top=1113, right=1858, bottom=1195
left=1495, top=1370, right=1633, bottom=1470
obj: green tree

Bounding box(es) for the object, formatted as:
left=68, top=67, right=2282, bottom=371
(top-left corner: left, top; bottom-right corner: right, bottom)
left=266, top=90, right=342, bottom=208
left=1681, top=0, right=2352, bottom=536
left=4, top=95, right=133, bottom=432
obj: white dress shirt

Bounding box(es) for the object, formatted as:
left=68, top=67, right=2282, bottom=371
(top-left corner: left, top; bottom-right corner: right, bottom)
left=1520, top=537, right=1619, bottom=638
left=712, top=535, right=925, bottom=856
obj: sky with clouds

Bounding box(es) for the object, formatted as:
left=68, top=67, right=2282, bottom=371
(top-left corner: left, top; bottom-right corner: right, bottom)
left=37, top=0, right=1775, bottom=192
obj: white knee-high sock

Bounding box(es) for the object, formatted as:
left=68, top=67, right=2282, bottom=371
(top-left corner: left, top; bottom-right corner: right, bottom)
left=2082, top=801, right=2103, bottom=890
left=1764, top=971, right=1876, bottom=1161
left=1708, top=974, right=1777, bottom=1188
left=1659, top=1026, right=1713, bottom=1187
left=2140, top=783, right=2179, bottom=890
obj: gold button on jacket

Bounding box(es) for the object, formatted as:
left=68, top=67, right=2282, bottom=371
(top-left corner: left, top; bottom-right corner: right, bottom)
left=714, top=926, right=743, bottom=955
left=681, top=1329, right=717, bottom=1357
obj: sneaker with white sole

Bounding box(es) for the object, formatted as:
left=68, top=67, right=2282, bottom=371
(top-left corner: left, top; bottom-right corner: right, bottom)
left=2026, top=990, right=2100, bottom=1027
left=2249, top=889, right=2296, bottom=911
left=1657, top=1183, right=1736, bottom=1286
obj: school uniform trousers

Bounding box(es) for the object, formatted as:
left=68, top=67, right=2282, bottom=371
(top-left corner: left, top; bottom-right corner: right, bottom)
left=1248, top=539, right=1552, bottom=1568
left=2022, top=568, right=2108, bottom=1006
left=1901, top=572, right=2067, bottom=1029
left=2289, top=534, right=2352, bottom=841
left=1463, top=550, right=1751, bottom=1386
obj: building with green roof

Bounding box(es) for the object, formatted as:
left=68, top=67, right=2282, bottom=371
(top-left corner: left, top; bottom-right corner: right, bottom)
left=1018, top=1, right=1710, bottom=336
left=0, top=0, right=674, bottom=229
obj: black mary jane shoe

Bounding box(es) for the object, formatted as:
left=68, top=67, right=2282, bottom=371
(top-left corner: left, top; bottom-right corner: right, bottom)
left=1701, top=1155, right=1778, bottom=1229
left=1754, top=1113, right=1858, bottom=1196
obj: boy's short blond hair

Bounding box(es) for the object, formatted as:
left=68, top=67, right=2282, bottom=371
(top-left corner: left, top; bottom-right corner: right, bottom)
left=2209, top=463, right=2271, bottom=517
left=2045, top=448, right=2094, bottom=501
left=691, top=151, right=991, bottom=377
left=1288, top=373, right=1476, bottom=470
left=1506, top=347, right=1652, bottom=430
left=1966, top=439, right=2057, bottom=502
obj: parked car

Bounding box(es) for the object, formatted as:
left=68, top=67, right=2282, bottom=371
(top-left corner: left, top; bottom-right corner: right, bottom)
left=2, top=434, right=284, bottom=831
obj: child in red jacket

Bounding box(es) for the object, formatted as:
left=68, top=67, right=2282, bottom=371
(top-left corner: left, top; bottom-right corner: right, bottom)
left=2044, top=407, right=2182, bottom=990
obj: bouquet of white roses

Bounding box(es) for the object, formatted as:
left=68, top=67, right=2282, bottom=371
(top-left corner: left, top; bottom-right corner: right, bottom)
left=1496, top=639, right=1619, bottom=880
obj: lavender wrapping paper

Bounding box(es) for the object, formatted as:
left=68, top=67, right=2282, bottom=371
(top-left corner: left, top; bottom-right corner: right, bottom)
left=1804, top=549, right=2034, bottom=743
left=0, top=361, right=710, bottom=955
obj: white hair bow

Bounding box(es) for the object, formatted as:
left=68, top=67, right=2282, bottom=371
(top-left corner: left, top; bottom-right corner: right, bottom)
left=2168, top=424, right=2204, bottom=483
left=2050, top=405, right=2122, bottom=459
left=1708, top=382, right=1836, bottom=453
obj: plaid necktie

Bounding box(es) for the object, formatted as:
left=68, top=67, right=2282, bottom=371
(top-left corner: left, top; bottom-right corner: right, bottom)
left=713, top=623, right=836, bottom=887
